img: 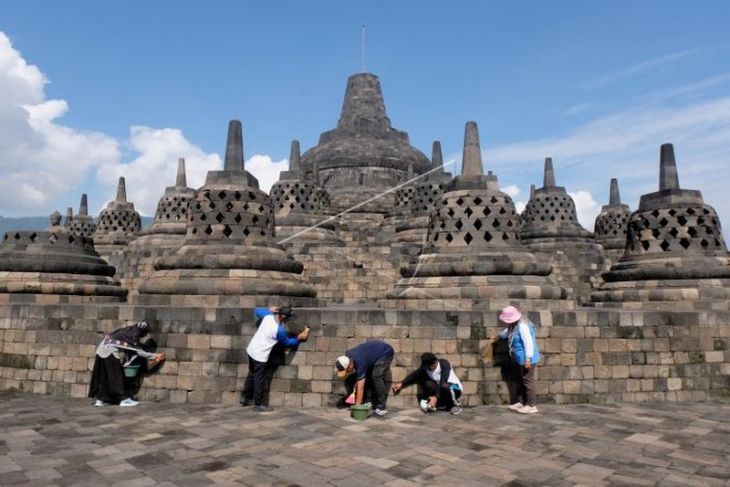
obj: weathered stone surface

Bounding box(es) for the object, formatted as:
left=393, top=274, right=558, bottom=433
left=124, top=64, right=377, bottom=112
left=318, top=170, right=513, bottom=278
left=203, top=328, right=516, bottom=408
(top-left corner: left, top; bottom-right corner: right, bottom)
left=94, top=177, right=142, bottom=261
left=388, top=122, right=568, bottom=308
left=300, top=73, right=431, bottom=213
left=0, top=213, right=126, bottom=298
left=66, top=193, right=96, bottom=238
left=593, top=143, right=730, bottom=309
left=594, top=178, right=631, bottom=264
left=521, top=157, right=609, bottom=303
left=117, top=158, right=195, bottom=290
left=139, top=120, right=316, bottom=305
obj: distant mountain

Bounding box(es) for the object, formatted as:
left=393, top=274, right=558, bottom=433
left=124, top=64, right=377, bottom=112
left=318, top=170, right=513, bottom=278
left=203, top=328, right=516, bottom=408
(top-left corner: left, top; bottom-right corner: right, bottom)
left=0, top=215, right=154, bottom=237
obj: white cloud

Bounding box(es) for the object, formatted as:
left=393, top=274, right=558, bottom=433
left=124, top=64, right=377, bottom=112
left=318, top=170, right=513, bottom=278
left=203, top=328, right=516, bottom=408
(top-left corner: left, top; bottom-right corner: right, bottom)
left=563, top=103, right=595, bottom=116
left=501, top=184, right=520, bottom=198
left=569, top=190, right=601, bottom=230
left=245, top=154, right=288, bottom=193
left=581, top=48, right=701, bottom=89
left=484, top=90, right=730, bottom=240
left=0, top=30, right=288, bottom=219
left=0, top=32, right=119, bottom=215
left=96, top=126, right=222, bottom=216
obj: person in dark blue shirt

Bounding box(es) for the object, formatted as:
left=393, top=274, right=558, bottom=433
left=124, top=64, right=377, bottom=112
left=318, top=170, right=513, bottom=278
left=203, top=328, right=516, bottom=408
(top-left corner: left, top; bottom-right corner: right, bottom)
left=335, top=340, right=394, bottom=417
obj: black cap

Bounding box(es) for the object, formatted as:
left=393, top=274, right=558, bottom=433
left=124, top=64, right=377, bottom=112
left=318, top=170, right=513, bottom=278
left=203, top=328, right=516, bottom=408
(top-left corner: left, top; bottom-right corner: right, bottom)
left=277, top=307, right=295, bottom=320
left=420, top=352, right=438, bottom=368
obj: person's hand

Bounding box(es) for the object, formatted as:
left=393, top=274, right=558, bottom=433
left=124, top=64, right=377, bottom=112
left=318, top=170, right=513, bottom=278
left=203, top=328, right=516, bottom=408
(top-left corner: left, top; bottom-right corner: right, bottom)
left=269, top=306, right=281, bottom=314
left=297, top=326, right=311, bottom=341
left=524, top=359, right=531, bottom=370
left=154, top=353, right=166, bottom=362
left=392, top=383, right=403, bottom=395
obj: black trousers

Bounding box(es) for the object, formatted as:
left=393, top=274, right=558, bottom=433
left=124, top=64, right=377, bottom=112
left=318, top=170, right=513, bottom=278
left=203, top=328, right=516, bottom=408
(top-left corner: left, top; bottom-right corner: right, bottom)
left=420, top=380, right=462, bottom=410
left=370, top=355, right=393, bottom=410
left=242, top=355, right=269, bottom=406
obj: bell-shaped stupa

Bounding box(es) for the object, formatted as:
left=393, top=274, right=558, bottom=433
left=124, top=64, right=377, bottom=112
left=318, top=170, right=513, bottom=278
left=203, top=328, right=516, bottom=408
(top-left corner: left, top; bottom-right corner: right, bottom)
left=300, top=73, right=431, bottom=213
left=269, top=140, right=338, bottom=242
left=592, top=144, right=730, bottom=309
left=0, top=212, right=126, bottom=301
left=594, top=178, right=631, bottom=264
left=116, top=158, right=196, bottom=290
left=138, top=120, right=316, bottom=307
left=392, top=140, right=453, bottom=246
left=387, top=122, right=567, bottom=310
left=66, top=194, right=96, bottom=238
left=93, top=177, right=142, bottom=261
left=520, top=158, right=609, bottom=302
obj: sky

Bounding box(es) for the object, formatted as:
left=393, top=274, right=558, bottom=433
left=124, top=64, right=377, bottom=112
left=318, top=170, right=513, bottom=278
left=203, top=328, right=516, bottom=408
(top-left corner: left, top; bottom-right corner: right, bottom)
left=1, top=1, right=729, bottom=237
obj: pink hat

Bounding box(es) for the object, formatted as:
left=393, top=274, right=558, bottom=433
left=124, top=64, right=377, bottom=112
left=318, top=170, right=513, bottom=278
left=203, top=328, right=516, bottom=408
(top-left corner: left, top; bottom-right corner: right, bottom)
left=499, top=306, right=522, bottom=324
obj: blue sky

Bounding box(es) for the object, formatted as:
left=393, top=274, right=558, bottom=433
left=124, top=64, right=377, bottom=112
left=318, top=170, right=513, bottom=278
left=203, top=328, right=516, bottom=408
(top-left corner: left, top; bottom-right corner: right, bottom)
left=1, top=1, right=729, bottom=236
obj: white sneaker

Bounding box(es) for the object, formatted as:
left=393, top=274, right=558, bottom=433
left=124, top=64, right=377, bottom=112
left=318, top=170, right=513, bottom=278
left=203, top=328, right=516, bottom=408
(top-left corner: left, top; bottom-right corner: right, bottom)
left=517, top=405, right=538, bottom=414
left=419, top=399, right=429, bottom=413
left=508, top=402, right=524, bottom=411
left=373, top=407, right=388, bottom=417
left=119, top=398, right=139, bottom=407
left=450, top=405, right=463, bottom=415
left=93, top=399, right=110, bottom=407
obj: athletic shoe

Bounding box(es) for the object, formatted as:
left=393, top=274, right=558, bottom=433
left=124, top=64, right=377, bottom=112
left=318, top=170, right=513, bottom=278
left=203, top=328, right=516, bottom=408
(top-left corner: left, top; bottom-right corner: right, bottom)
left=450, top=405, right=463, bottom=415
left=119, top=398, right=139, bottom=407
left=508, top=402, right=524, bottom=411
left=419, top=399, right=430, bottom=413
left=373, top=407, right=388, bottom=417
left=93, top=399, right=110, bottom=407
left=239, top=398, right=252, bottom=407
left=254, top=405, right=273, bottom=412
left=517, top=405, right=538, bottom=414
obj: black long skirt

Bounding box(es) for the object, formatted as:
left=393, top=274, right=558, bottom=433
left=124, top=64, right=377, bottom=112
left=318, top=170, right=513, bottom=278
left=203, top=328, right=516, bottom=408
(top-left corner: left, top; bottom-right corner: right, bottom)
left=88, top=355, right=126, bottom=404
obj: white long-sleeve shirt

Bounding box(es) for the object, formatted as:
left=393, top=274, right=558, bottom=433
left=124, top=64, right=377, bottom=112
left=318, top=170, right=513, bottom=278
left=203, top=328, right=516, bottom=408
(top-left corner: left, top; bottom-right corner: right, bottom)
left=246, top=315, right=299, bottom=363
left=426, top=362, right=463, bottom=390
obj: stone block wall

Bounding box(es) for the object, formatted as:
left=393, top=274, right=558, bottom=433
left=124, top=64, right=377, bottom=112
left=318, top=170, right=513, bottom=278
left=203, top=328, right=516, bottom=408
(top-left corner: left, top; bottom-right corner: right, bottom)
left=1, top=299, right=728, bottom=408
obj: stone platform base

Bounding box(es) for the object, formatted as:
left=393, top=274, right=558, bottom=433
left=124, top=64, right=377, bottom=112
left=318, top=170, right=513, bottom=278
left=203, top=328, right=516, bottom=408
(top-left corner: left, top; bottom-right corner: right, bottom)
left=591, top=278, right=730, bottom=311
left=1, top=301, right=728, bottom=407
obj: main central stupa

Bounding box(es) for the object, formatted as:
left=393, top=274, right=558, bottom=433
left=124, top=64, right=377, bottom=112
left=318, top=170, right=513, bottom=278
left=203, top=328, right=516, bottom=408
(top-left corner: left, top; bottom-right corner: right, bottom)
left=300, top=73, right=431, bottom=213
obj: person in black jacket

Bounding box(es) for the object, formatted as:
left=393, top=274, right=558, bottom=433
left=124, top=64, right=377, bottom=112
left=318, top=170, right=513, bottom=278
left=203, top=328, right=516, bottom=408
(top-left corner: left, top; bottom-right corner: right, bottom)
left=392, top=352, right=463, bottom=414
left=88, top=322, right=165, bottom=407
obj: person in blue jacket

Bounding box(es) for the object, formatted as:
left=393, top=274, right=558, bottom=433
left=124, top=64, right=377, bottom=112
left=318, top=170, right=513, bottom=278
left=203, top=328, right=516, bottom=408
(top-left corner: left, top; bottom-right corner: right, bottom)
left=489, top=306, right=541, bottom=414
left=241, top=306, right=310, bottom=412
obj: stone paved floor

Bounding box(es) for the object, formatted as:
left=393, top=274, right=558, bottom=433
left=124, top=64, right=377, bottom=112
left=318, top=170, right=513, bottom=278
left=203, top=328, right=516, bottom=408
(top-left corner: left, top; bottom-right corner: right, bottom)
left=1, top=393, right=729, bottom=486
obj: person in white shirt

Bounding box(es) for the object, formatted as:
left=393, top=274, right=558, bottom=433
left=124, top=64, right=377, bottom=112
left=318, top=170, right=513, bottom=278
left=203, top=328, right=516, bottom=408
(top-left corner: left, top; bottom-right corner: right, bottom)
left=392, top=352, right=463, bottom=414
left=241, top=306, right=310, bottom=412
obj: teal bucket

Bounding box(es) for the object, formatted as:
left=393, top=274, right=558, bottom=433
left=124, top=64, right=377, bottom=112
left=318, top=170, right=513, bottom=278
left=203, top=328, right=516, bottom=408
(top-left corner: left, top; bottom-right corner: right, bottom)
left=123, top=365, right=141, bottom=378
left=350, top=404, right=370, bottom=421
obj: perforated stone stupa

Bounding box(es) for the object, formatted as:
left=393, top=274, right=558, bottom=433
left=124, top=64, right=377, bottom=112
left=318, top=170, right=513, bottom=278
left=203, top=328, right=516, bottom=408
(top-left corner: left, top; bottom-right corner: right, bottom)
left=0, top=212, right=126, bottom=300
left=520, top=158, right=608, bottom=302
left=116, top=158, right=195, bottom=290
left=269, top=140, right=337, bottom=242
left=594, top=178, right=631, bottom=264
left=138, top=120, right=316, bottom=306
left=66, top=194, right=96, bottom=238
left=391, top=140, right=453, bottom=246
left=387, top=122, right=567, bottom=310
left=592, top=143, right=730, bottom=309
left=93, top=177, right=142, bottom=261
left=300, top=73, right=431, bottom=213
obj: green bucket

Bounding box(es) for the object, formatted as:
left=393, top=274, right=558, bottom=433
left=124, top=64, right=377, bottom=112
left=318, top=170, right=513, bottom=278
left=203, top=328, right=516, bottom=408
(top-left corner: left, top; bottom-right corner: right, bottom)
left=123, top=365, right=141, bottom=378
left=350, top=404, right=370, bottom=421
